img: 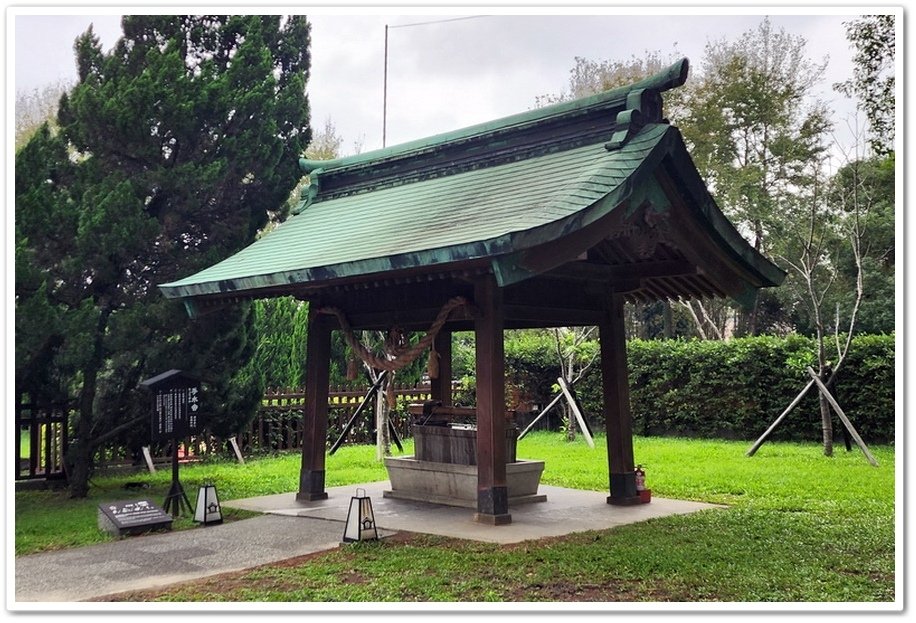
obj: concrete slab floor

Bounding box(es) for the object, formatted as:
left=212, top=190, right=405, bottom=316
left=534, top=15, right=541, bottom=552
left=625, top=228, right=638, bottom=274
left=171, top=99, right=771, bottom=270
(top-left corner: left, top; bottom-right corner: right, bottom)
left=224, top=481, right=724, bottom=545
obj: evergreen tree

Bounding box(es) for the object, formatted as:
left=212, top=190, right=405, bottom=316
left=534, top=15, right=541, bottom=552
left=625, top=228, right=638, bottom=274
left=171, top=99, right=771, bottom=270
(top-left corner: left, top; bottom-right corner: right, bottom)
left=15, top=15, right=312, bottom=497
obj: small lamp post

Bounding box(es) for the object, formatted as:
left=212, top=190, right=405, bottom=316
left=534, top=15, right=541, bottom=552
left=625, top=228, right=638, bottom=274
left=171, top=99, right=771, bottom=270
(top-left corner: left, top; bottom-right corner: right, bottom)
left=194, top=482, right=223, bottom=525
left=343, top=488, right=378, bottom=543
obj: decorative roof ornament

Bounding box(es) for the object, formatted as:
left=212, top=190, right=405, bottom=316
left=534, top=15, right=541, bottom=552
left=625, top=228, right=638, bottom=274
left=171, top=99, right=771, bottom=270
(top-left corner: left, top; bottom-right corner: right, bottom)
left=292, top=158, right=340, bottom=214
left=606, top=72, right=677, bottom=151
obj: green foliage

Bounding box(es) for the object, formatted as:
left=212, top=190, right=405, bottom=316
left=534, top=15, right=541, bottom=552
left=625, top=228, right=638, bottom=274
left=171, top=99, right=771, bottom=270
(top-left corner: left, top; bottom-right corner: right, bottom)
left=832, top=154, right=895, bottom=335
left=681, top=17, right=831, bottom=257
left=248, top=298, right=310, bottom=389
left=622, top=335, right=817, bottom=440
left=620, top=334, right=895, bottom=443
left=455, top=330, right=894, bottom=444
left=830, top=333, right=896, bottom=442
left=15, top=16, right=313, bottom=496
left=835, top=14, right=896, bottom=156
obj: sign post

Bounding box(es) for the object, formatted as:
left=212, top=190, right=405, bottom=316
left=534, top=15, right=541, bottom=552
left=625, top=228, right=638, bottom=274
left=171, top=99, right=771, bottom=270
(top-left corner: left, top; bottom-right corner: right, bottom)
left=140, top=370, right=202, bottom=517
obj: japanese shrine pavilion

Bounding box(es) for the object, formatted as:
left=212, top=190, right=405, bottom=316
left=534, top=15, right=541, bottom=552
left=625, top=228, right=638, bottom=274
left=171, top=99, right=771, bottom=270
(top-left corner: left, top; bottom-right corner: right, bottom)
left=160, top=58, right=784, bottom=525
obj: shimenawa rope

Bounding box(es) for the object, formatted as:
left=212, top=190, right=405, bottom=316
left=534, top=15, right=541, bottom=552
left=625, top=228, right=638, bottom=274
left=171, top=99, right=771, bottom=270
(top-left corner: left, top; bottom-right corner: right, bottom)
left=318, top=296, right=470, bottom=375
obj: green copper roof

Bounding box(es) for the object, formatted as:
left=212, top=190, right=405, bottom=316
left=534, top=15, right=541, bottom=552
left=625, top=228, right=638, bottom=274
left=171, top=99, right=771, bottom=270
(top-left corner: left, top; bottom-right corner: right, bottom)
left=159, top=58, right=784, bottom=303
left=162, top=124, right=670, bottom=298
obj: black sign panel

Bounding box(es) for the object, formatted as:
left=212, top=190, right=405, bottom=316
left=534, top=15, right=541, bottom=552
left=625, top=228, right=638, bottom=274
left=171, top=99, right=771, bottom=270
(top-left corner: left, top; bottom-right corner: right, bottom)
left=97, top=499, right=173, bottom=536
left=152, top=385, right=201, bottom=441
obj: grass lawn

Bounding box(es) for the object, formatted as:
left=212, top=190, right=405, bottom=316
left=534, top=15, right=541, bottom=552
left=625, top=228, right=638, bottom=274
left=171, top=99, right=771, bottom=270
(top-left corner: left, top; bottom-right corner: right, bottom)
left=15, top=433, right=896, bottom=602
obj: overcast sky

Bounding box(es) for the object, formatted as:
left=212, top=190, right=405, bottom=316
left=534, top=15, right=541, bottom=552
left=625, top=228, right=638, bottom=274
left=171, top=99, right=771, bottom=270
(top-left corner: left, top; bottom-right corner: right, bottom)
left=11, top=6, right=883, bottom=159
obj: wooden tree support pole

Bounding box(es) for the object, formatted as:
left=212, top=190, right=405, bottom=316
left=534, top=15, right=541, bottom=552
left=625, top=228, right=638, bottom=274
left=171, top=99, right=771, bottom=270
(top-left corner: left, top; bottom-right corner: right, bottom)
left=141, top=446, right=157, bottom=473
left=387, top=420, right=404, bottom=452
left=329, top=370, right=388, bottom=455
left=229, top=437, right=245, bottom=464
left=746, top=379, right=816, bottom=457
left=517, top=392, right=564, bottom=440
left=557, top=377, right=594, bottom=448
left=806, top=367, right=879, bottom=467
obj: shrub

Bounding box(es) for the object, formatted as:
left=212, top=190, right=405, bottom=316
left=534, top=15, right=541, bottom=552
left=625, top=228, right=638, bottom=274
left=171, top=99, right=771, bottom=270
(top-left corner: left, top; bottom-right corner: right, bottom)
left=457, top=332, right=895, bottom=444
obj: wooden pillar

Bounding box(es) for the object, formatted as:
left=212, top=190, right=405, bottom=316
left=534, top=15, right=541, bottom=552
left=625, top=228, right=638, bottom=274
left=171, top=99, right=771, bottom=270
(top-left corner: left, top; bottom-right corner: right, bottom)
left=430, top=330, right=453, bottom=407
left=297, top=307, right=333, bottom=501
left=474, top=276, right=511, bottom=524
left=600, top=292, right=639, bottom=505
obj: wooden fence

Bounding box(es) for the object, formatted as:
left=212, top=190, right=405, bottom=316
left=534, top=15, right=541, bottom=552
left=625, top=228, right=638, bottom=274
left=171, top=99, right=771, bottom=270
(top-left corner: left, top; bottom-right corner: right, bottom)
left=16, top=381, right=548, bottom=480
left=239, top=383, right=440, bottom=453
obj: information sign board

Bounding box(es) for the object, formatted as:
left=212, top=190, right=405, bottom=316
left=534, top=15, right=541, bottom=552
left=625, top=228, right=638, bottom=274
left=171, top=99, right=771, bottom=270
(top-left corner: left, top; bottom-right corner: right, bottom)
left=152, top=384, right=200, bottom=440
left=97, top=499, right=173, bottom=536
left=141, top=370, right=201, bottom=441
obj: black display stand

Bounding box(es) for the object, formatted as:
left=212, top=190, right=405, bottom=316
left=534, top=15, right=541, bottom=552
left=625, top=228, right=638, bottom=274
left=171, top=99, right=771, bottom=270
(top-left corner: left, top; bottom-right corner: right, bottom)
left=140, top=369, right=201, bottom=518
left=163, top=439, right=193, bottom=516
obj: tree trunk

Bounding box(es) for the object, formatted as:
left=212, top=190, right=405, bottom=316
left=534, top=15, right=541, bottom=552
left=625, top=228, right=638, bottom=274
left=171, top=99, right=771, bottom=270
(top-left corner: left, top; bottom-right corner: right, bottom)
left=563, top=402, right=576, bottom=442
left=66, top=437, right=93, bottom=498
left=67, top=306, right=111, bottom=498
left=663, top=301, right=673, bottom=338
left=819, top=392, right=834, bottom=457
left=375, top=376, right=391, bottom=461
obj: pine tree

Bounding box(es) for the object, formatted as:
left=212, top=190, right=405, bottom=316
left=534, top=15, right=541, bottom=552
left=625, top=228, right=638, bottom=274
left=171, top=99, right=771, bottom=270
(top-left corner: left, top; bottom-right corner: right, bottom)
left=15, top=15, right=312, bottom=497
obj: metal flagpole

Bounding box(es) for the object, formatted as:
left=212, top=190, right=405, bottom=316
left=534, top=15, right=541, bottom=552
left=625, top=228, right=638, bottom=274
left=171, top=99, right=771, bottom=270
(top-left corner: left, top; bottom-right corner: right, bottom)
left=382, top=16, right=484, bottom=149
left=382, top=24, right=388, bottom=148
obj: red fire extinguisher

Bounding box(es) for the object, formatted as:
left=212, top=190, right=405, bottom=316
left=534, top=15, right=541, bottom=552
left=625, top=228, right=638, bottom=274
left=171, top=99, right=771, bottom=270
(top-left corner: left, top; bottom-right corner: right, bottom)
left=634, top=465, right=646, bottom=491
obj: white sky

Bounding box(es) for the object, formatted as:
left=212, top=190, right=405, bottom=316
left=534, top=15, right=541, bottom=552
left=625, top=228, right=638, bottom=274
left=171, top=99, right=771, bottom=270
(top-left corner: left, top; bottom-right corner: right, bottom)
left=9, top=5, right=879, bottom=158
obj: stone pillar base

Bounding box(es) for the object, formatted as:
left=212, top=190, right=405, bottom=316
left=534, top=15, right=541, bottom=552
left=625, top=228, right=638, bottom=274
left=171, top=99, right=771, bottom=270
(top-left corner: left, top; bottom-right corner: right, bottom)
left=297, top=469, right=327, bottom=501
left=474, top=512, right=512, bottom=525
left=606, top=495, right=643, bottom=506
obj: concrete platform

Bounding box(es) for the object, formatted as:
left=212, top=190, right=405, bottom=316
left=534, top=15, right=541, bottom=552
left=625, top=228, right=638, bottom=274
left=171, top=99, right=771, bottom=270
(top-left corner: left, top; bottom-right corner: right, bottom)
left=225, top=481, right=722, bottom=545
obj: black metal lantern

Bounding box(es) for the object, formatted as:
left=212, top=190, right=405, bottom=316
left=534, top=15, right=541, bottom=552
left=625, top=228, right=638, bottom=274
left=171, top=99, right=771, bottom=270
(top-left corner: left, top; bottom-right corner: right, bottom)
left=343, top=488, right=378, bottom=542
left=194, top=482, right=223, bottom=525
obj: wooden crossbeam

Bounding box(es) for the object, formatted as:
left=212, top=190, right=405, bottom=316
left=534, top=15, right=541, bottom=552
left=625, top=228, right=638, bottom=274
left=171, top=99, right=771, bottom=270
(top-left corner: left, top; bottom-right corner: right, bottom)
left=546, top=259, right=697, bottom=283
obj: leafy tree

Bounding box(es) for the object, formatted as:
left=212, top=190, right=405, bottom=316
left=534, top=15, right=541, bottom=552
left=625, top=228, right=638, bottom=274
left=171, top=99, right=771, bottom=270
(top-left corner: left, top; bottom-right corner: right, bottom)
left=15, top=15, right=312, bottom=497
left=763, top=24, right=895, bottom=453
left=536, top=50, right=685, bottom=115
left=14, top=80, right=71, bottom=150
left=679, top=17, right=831, bottom=335
left=552, top=328, right=599, bottom=441
left=835, top=14, right=896, bottom=156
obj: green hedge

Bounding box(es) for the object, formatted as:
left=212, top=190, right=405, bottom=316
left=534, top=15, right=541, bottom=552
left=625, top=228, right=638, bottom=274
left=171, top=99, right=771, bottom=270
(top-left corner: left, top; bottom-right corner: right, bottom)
left=484, top=332, right=895, bottom=444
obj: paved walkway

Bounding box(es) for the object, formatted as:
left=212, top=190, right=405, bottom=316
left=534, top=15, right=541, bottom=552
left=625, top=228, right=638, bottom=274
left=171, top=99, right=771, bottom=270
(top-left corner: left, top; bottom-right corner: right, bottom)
left=14, top=514, right=366, bottom=604
left=13, top=481, right=721, bottom=605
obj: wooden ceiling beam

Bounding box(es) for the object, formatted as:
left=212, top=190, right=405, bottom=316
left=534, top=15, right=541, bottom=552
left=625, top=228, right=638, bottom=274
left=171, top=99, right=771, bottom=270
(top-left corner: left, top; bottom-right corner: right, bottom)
left=545, top=259, right=698, bottom=283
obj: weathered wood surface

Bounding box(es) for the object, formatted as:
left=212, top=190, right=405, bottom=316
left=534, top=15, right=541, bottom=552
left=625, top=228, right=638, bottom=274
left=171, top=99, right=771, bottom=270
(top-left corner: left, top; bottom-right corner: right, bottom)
left=413, top=424, right=518, bottom=466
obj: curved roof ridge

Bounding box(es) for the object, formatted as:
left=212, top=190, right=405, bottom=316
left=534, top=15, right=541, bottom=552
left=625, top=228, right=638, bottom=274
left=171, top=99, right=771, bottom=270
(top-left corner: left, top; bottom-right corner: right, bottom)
left=298, top=58, right=689, bottom=176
